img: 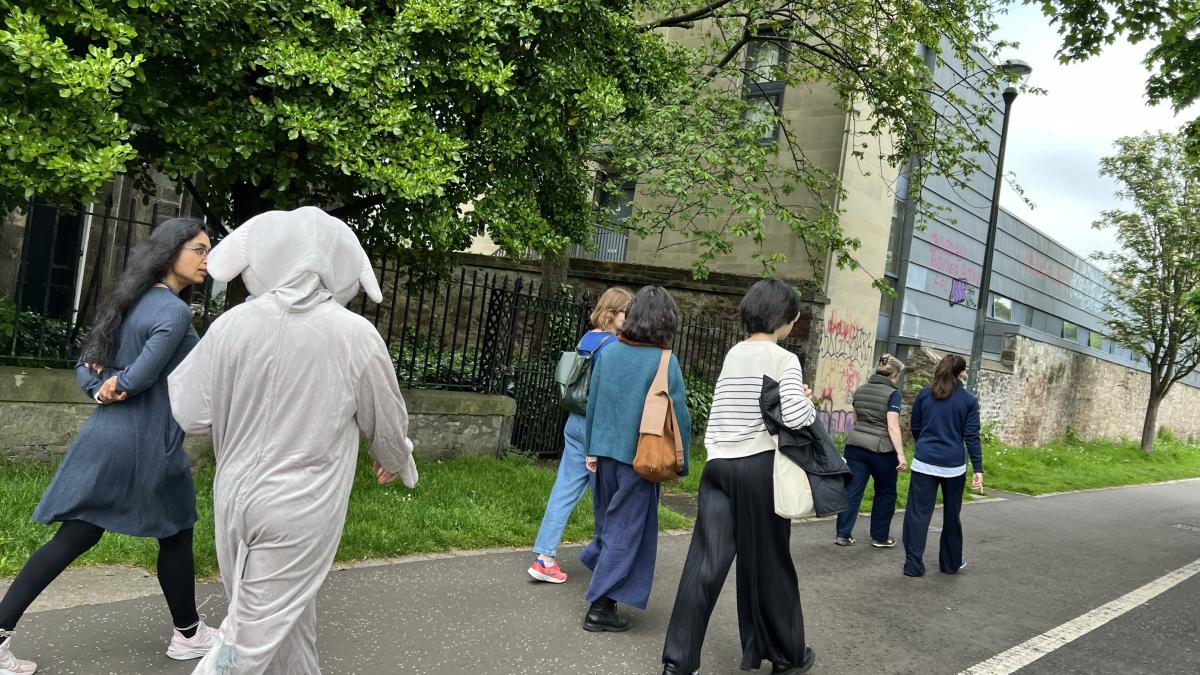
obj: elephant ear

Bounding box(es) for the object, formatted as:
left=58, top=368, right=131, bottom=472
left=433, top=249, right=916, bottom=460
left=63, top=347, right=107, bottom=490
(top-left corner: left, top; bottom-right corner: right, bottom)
left=205, top=216, right=253, bottom=283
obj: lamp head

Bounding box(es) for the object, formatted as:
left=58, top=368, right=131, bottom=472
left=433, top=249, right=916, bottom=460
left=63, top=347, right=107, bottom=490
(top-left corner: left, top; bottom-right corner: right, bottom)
left=999, top=59, right=1033, bottom=79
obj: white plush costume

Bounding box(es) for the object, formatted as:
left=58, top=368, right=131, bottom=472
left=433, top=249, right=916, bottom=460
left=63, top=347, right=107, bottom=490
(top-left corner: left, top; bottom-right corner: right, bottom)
left=169, top=207, right=417, bottom=674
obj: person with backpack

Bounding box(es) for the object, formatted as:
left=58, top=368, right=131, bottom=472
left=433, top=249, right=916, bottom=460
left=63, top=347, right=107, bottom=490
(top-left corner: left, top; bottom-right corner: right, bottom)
left=902, top=354, right=983, bottom=577
left=528, top=287, right=632, bottom=584
left=579, top=285, right=690, bottom=632
left=834, top=354, right=908, bottom=548
left=661, top=279, right=817, bottom=675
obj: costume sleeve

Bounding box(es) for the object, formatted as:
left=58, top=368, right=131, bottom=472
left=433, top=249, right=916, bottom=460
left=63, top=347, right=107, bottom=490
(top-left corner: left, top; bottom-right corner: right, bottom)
left=356, top=331, right=418, bottom=488
left=668, top=354, right=692, bottom=477
left=168, top=326, right=215, bottom=435
left=965, top=396, right=983, bottom=473
left=779, top=355, right=816, bottom=430
left=116, top=300, right=193, bottom=397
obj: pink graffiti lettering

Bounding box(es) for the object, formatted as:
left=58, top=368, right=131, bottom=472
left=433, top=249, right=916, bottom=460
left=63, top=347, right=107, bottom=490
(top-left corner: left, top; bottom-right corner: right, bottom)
left=929, top=247, right=981, bottom=286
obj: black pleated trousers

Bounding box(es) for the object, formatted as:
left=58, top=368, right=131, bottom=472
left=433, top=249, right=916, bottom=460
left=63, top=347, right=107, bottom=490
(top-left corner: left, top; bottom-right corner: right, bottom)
left=662, top=451, right=806, bottom=673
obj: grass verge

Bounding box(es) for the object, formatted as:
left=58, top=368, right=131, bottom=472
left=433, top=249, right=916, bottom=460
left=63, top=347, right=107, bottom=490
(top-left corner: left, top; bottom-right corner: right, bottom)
left=0, top=453, right=690, bottom=579
left=667, top=437, right=1200, bottom=506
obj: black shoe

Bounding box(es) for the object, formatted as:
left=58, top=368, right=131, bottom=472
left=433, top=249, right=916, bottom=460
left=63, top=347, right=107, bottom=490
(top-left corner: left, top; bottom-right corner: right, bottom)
left=772, top=646, right=816, bottom=674
left=871, top=537, right=897, bottom=548
left=662, top=664, right=698, bottom=675
left=583, top=599, right=629, bottom=632
left=834, top=536, right=856, bottom=546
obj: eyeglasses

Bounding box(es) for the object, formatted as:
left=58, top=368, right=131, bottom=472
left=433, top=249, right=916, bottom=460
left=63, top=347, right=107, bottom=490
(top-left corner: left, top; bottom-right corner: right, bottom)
left=185, top=245, right=211, bottom=259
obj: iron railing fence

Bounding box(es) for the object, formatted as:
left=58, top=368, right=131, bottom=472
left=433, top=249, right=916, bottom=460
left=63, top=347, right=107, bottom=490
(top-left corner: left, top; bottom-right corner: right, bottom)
left=3, top=199, right=222, bottom=367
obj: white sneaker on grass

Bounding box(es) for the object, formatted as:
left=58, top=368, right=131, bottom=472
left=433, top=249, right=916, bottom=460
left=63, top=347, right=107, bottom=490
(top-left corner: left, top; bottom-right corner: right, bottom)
left=166, top=621, right=219, bottom=661
left=0, top=636, right=37, bottom=675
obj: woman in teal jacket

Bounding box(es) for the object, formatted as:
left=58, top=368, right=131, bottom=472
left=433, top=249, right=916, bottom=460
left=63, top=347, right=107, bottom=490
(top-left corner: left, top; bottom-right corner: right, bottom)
left=580, top=285, right=691, bottom=633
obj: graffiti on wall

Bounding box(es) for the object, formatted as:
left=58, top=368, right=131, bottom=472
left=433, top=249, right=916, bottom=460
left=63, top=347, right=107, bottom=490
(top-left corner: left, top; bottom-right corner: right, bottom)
left=948, top=277, right=979, bottom=309
left=929, top=232, right=981, bottom=299
left=815, top=308, right=875, bottom=435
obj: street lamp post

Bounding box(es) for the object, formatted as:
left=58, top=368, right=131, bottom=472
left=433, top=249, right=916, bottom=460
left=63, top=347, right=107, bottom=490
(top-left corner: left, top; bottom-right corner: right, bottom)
left=966, top=60, right=1032, bottom=394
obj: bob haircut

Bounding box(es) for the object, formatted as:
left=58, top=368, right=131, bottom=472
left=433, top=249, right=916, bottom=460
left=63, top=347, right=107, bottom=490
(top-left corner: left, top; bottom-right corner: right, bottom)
left=621, top=285, right=679, bottom=347
left=739, top=279, right=801, bottom=334
left=589, top=287, right=633, bottom=332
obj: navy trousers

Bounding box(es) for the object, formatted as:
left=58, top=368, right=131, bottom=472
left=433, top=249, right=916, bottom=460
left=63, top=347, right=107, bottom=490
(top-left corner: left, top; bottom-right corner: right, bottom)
left=902, top=470, right=965, bottom=576
left=581, top=457, right=659, bottom=609
left=834, top=445, right=898, bottom=541
left=662, top=452, right=806, bottom=673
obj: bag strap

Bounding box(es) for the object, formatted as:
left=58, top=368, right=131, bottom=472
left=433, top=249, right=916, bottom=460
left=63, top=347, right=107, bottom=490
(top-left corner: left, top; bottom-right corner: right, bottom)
left=650, top=349, right=671, bottom=393
left=579, top=333, right=617, bottom=357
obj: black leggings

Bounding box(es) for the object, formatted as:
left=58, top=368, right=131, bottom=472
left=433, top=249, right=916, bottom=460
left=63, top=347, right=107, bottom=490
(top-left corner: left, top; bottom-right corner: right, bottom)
left=0, top=520, right=199, bottom=636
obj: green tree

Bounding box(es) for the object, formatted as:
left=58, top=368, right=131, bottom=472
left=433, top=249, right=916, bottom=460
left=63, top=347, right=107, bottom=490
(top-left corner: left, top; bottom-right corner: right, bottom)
left=1, top=0, right=677, bottom=274
left=2, top=1, right=1024, bottom=286
left=1037, top=1, right=1200, bottom=154
left=1092, top=131, right=1200, bottom=453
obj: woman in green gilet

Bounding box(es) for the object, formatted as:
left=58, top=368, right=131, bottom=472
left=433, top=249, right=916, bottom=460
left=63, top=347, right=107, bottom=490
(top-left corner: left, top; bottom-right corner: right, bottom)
left=834, top=355, right=907, bottom=547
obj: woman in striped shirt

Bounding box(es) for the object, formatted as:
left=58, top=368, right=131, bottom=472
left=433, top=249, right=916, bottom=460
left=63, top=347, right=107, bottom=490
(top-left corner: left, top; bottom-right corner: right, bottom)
left=661, top=279, right=817, bottom=675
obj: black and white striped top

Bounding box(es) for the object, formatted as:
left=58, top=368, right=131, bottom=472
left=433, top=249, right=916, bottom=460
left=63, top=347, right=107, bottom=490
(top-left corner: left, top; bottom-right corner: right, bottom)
left=704, top=341, right=816, bottom=460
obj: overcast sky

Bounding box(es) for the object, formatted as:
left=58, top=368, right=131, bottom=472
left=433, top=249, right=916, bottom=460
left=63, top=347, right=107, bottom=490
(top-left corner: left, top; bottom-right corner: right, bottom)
left=992, top=4, right=1196, bottom=261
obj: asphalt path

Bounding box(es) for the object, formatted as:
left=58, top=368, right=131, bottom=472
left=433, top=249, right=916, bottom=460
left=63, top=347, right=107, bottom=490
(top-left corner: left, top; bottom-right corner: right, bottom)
left=7, top=479, right=1198, bottom=674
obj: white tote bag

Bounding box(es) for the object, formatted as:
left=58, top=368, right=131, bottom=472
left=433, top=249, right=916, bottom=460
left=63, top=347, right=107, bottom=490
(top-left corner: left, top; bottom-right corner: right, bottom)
left=773, top=440, right=816, bottom=519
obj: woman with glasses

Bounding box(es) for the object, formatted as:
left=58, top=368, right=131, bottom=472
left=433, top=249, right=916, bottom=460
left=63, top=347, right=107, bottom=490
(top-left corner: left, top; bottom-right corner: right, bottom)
left=0, top=219, right=219, bottom=675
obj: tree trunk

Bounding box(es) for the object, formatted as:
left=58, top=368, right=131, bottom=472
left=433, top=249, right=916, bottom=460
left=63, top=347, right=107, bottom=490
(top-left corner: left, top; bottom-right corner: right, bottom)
left=540, top=254, right=569, bottom=298
left=223, top=181, right=275, bottom=309
left=1140, top=392, right=1163, bottom=454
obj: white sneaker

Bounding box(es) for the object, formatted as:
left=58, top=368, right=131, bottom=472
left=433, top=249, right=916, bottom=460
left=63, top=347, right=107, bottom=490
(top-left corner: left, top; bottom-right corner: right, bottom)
left=166, top=621, right=219, bottom=661
left=0, top=636, right=37, bottom=675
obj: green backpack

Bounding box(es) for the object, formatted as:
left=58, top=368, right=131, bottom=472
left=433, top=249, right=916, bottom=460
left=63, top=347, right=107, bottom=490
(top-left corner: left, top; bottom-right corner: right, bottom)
left=554, top=334, right=616, bottom=416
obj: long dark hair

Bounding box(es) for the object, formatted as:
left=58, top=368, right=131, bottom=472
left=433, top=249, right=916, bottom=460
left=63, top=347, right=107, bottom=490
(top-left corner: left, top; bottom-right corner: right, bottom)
left=79, top=217, right=208, bottom=367
left=931, top=354, right=967, bottom=400
left=621, top=285, right=679, bottom=347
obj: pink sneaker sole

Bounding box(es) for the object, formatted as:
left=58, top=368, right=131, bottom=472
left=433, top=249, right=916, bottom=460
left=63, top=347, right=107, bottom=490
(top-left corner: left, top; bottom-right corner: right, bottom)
left=527, top=566, right=568, bottom=584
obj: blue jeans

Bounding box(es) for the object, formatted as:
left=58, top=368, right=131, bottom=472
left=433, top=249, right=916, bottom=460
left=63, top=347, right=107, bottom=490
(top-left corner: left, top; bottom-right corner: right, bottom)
left=835, top=445, right=898, bottom=542
left=532, top=414, right=592, bottom=558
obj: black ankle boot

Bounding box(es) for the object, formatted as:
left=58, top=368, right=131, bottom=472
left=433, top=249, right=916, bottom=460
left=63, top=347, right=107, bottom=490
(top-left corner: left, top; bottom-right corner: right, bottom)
left=662, top=663, right=697, bottom=674
left=772, top=646, right=816, bottom=674
left=582, top=598, right=629, bottom=632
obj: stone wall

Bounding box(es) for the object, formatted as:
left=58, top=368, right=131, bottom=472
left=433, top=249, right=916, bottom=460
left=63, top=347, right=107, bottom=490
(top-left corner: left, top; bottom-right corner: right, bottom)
left=905, top=335, right=1200, bottom=447
left=0, top=367, right=516, bottom=465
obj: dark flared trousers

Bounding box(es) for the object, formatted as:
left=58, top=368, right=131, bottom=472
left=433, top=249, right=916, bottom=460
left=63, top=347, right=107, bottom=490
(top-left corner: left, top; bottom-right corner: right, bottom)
left=662, top=452, right=806, bottom=673
left=581, top=457, right=659, bottom=609
left=901, top=470, right=965, bottom=576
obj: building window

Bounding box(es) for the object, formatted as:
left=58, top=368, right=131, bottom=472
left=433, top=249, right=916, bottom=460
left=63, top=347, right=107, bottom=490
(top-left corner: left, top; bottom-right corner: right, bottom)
left=571, top=175, right=633, bottom=262
left=744, top=36, right=786, bottom=144
left=1089, top=332, right=1103, bottom=350
left=1062, top=321, right=1078, bottom=342
left=990, top=295, right=1013, bottom=323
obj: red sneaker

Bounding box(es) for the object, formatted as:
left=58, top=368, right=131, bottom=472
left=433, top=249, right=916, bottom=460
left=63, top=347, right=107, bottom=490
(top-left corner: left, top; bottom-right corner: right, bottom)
left=527, top=559, right=568, bottom=583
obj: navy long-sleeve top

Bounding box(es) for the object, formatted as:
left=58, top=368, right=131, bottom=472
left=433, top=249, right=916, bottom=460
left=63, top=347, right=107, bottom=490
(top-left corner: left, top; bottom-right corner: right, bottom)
left=909, top=381, right=983, bottom=474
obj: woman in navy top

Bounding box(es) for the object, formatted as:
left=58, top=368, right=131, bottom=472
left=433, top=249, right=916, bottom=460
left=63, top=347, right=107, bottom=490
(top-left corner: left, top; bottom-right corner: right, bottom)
left=528, top=287, right=632, bottom=584
left=902, top=354, right=984, bottom=577
left=0, top=219, right=219, bottom=674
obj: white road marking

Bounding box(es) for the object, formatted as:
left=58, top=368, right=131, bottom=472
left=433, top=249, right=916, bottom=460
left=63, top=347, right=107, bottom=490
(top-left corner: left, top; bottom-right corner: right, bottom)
left=960, top=556, right=1200, bottom=675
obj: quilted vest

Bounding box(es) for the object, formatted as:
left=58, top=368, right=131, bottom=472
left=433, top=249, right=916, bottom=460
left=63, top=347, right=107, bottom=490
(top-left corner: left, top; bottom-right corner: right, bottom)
left=843, top=373, right=899, bottom=454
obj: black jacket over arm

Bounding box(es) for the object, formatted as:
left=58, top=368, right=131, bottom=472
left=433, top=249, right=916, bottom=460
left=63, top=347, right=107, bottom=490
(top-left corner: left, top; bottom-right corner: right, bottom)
left=760, top=375, right=852, bottom=517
